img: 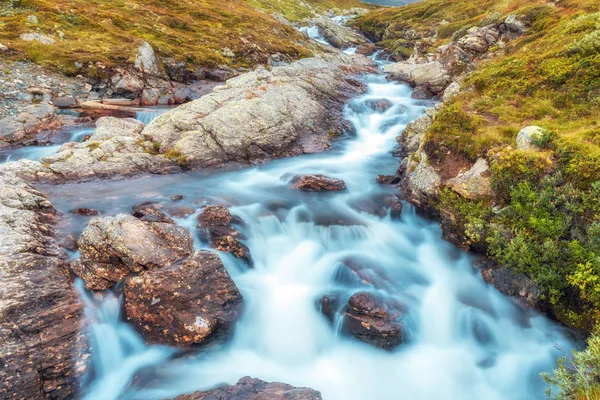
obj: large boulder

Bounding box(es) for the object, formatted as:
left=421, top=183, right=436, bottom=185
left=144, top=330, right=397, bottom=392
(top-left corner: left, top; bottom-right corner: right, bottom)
left=290, top=174, right=347, bottom=192
left=173, top=377, right=322, bottom=400
left=311, top=17, right=372, bottom=52
left=0, top=172, right=86, bottom=399
left=135, top=42, right=166, bottom=78
left=142, top=55, right=375, bottom=169
left=72, top=213, right=194, bottom=290
left=343, top=292, right=405, bottom=350
left=384, top=61, right=451, bottom=95
left=123, top=250, right=243, bottom=347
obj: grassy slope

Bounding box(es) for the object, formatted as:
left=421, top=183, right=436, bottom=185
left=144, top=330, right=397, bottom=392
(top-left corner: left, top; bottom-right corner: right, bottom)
left=0, top=0, right=365, bottom=75
left=358, top=0, right=600, bottom=331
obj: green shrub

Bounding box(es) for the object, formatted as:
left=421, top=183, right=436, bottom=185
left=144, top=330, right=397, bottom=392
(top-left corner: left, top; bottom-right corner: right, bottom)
left=542, top=327, right=600, bottom=400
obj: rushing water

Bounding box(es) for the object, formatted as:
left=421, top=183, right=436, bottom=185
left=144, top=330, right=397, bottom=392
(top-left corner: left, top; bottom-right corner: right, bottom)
left=1, top=20, right=574, bottom=400
left=35, top=72, right=575, bottom=400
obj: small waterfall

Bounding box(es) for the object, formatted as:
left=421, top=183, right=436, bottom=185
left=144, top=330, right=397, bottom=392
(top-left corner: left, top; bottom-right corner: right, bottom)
left=136, top=110, right=166, bottom=125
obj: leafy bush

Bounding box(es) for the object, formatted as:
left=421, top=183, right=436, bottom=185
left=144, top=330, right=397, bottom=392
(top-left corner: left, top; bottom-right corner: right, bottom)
left=543, top=327, right=600, bottom=400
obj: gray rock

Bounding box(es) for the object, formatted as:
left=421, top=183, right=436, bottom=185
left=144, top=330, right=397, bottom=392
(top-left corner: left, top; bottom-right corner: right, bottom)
left=135, top=42, right=165, bottom=78
left=311, top=16, right=371, bottom=50
left=143, top=55, right=375, bottom=169
left=442, top=81, right=461, bottom=102
left=384, top=61, right=451, bottom=94
left=516, top=126, right=547, bottom=150
left=19, top=32, right=55, bottom=44
left=447, top=158, right=491, bottom=199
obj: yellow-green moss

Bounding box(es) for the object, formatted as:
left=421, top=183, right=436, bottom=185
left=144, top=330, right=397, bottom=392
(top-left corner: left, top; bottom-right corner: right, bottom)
left=0, top=0, right=363, bottom=74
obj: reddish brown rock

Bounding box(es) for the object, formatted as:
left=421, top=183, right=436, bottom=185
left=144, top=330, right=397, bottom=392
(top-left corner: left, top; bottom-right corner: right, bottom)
left=365, top=99, right=393, bottom=113
left=197, top=206, right=252, bottom=265
left=343, top=292, right=406, bottom=350
left=173, top=376, right=322, bottom=400
left=167, top=206, right=195, bottom=218
left=376, top=175, right=400, bottom=185
left=123, top=250, right=243, bottom=347
left=73, top=214, right=194, bottom=290
left=320, top=295, right=341, bottom=324
left=70, top=207, right=99, bottom=216
left=290, top=174, right=347, bottom=192
left=198, top=205, right=233, bottom=227
left=0, top=172, right=86, bottom=399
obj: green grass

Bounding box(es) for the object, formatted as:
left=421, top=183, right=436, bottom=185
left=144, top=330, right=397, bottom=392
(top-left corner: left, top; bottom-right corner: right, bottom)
left=0, top=0, right=364, bottom=75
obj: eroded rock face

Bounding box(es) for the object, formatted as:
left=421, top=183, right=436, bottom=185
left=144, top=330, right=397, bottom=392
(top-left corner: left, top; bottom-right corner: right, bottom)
left=0, top=103, right=64, bottom=147
left=0, top=116, right=180, bottom=183
left=343, top=292, right=405, bottom=350
left=123, top=250, right=243, bottom=347
left=290, top=174, right=347, bottom=192
left=173, top=377, right=322, bottom=400
left=0, top=172, right=86, bottom=399
left=311, top=17, right=372, bottom=52
left=384, top=62, right=451, bottom=95
left=197, top=206, right=252, bottom=265
left=143, top=55, right=375, bottom=169
left=73, top=213, right=194, bottom=290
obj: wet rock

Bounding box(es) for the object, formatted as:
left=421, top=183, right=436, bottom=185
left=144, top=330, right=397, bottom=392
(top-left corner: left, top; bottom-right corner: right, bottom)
left=132, top=201, right=175, bottom=224
left=167, top=206, right=195, bottom=218
left=384, top=61, right=451, bottom=95
left=320, top=295, right=341, bottom=324
left=411, top=86, right=433, bottom=100
left=447, top=158, right=491, bottom=200
left=376, top=174, right=400, bottom=185
left=311, top=16, right=371, bottom=50
left=480, top=263, right=546, bottom=311
left=356, top=43, right=377, bottom=56
left=165, top=59, right=194, bottom=83
left=198, top=205, right=233, bottom=227
left=290, top=174, right=347, bottom=192
left=52, top=95, right=78, bottom=108
left=123, top=250, right=243, bottom=347
left=173, top=376, right=322, bottom=400
left=60, top=234, right=79, bottom=252
left=171, top=194, right=185, bottom=201
left=384, top=195, right=403, bottom=219
left=336, top=257, right=392, bottom=289
left=343, top=292, right=406, bottom=350
left=0, top=172, right=86, bottom=399
left=197, top=206, right=252, bottom=265
left=365, top=98, right=393, bottom=113
left=73, top=214, right=194, bottom=290
left=70, top=207, right=99, bottom=216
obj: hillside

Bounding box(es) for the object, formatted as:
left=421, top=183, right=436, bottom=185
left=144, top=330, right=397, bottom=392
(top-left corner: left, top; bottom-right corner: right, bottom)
left=0, top=0, right=365, bottom=75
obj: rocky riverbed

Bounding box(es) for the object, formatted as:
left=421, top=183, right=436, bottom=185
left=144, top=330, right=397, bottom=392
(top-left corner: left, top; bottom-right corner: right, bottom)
left=0, top=9, right=579, bottom=400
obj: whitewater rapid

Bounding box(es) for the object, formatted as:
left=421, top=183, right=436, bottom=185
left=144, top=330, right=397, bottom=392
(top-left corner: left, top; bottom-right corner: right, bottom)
left=3, top=20, right=573, bottom=400
left=35, top=73, right=574, bottom=400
